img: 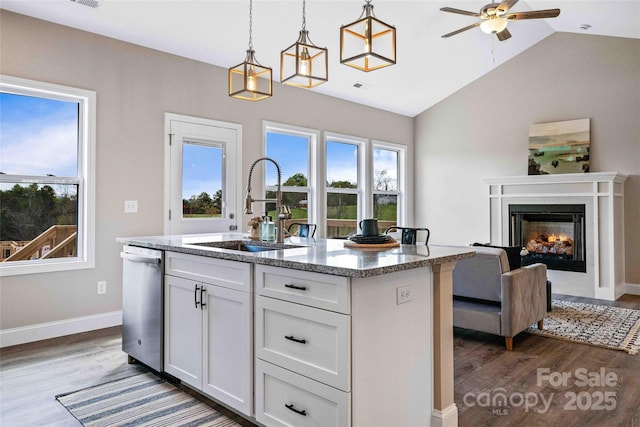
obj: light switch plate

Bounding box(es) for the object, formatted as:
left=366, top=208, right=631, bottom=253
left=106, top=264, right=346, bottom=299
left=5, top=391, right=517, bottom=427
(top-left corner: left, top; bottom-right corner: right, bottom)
left=124, top=200, right=138, bottom=213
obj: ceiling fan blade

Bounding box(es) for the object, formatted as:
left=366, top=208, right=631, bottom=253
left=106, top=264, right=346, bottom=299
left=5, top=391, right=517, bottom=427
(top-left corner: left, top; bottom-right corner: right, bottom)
left=496, top=28, right=512, bottom=41
left=441, top=22, right=482, bottom=38
left=506, top=9, right=561, bottom=20
left=440, top=7, right=481, bottom=17
left=497, top=0, right=519, bottom=14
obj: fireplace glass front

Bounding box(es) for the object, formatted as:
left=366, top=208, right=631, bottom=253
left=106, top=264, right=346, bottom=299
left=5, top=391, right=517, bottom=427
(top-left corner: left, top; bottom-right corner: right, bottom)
left=509, top=204, right=586, bottom=273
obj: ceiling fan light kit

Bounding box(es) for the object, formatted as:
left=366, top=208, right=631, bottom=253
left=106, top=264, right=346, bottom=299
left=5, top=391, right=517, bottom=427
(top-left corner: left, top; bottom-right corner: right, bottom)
left=441, top=0, right=560, bottom=41
left=340, top=0, right=396, bottom=72
left=281, top=0, right=328, bottom=88
left=228, top=0, right=273, bottom=101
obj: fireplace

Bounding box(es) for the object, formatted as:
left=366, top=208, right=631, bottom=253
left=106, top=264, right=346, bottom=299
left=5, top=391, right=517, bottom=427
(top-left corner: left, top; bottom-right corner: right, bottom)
left=486, top=172, right=627, bottom=300
left=509, top=204, right=586, bottom=273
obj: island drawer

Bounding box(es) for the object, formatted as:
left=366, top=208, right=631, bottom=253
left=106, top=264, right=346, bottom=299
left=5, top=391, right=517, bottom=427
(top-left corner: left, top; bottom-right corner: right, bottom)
left=255, top=265, right=350, bottom=313
left=165, top=251, right=251, bottom=292
left=256, top=296, right=350, bottom=391
left=255, top=359, right=351, bottom=427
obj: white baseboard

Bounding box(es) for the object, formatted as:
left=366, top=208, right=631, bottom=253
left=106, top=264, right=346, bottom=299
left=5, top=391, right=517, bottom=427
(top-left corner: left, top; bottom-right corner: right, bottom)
left=431, top=403, right=458, bottom=427
left=0, top=310, right=122, bottom=348
left=625, top=282, right=640, bottom=296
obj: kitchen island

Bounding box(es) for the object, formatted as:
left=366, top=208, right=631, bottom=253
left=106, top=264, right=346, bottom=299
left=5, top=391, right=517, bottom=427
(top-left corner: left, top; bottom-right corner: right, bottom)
left=118, top=233, right=474, bottom=427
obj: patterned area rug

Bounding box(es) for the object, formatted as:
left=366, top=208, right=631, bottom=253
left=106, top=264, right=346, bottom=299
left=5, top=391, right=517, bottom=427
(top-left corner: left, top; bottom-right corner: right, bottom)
left=526, top=299, right=640, bottom=354
left=56, top=372, right=241, bottom=427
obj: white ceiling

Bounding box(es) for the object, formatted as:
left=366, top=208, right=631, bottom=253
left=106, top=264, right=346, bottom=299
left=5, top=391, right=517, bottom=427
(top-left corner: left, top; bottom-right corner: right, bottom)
left=1, top=0, right=639, bottom=117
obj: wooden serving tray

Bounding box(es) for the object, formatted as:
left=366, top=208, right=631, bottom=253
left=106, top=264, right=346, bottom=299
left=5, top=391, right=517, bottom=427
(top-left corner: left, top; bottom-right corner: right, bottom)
left=343, top=239, right=400, bottom=249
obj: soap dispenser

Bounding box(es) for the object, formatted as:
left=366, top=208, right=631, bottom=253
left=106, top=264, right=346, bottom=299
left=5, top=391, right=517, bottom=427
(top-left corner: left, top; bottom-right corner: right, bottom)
left=261, top=214, right=275, bottom=242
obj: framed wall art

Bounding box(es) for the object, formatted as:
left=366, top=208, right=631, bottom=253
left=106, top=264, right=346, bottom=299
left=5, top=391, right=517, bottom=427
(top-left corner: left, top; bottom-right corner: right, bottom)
left=528, top=118, right=590, bottom=175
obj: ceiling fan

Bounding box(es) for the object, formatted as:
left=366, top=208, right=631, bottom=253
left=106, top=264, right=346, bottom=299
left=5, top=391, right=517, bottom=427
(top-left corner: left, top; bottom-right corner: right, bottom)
left=440, top=0, right=560, bottom=41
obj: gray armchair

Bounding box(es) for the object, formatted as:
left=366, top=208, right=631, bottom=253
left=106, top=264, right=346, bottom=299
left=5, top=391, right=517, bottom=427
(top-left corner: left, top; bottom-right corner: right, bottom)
left=452, top=246, right=547, bottom=351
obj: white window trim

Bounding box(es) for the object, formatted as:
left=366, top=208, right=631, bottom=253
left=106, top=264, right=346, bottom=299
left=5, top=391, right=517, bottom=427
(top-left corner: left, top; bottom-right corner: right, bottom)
left=262, top=121, right=319, bottom=228
left=0, top=75, right=96, bottom=277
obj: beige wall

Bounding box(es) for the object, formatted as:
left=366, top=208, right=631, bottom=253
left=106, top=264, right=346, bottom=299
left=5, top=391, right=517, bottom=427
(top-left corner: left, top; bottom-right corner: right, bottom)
left=415, top=32, right=640, bottom=285
left=0, top=11, right=414, bottom=330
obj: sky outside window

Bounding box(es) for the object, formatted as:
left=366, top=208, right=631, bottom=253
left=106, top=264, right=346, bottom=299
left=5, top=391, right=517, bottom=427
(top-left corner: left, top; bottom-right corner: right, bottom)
left=265, top=132, right=308, bottom=185
left=326, top=140, right=358, bottom=186
left=181, top=142, right=222, bottom=201
left=0, top=92, right=78, bottom=177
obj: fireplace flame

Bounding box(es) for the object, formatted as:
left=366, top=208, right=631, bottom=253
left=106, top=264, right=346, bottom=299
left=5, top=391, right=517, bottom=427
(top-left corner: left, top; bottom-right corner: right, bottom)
left=548, top=234, right=569, bottom=243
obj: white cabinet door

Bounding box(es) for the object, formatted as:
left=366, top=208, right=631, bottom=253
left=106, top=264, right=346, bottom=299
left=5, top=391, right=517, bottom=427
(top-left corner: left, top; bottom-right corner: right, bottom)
left=201, top=284, right=253, bottom=416
left=164, top=274, right=203, bottom=388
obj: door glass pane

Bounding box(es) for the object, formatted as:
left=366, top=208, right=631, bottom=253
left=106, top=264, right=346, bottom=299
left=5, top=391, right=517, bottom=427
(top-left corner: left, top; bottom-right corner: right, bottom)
left=182, top=142, right=223, bottom=218
left=326, top=140, right=359, bottom=236
left=0, top=92, right=78, bottom=177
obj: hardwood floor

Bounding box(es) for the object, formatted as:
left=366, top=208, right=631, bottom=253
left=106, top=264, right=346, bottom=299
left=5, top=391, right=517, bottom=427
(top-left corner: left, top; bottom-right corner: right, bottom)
left=1, top=294, right=639, bottom=427
left=454, top=294, right=640, bottom=427
left=0, top=327, right=251, bottom=427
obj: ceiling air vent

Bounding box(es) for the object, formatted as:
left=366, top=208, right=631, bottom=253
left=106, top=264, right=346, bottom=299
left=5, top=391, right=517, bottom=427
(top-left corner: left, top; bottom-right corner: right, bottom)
left=70, top=0, right=100, bottom=8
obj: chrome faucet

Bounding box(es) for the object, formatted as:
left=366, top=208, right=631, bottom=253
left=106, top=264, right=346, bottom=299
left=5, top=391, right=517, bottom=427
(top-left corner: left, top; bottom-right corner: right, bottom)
left=245, top=157, right=291, bottom=243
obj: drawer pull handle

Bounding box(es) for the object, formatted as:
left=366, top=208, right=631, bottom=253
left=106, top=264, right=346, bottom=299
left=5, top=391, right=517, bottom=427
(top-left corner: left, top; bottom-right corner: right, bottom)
left=284, top=284, right=307, bottom=291
left=194, top=285, right=200, bottom=308
left=285, top=335, right=307, bottom=344
left=285, top=403, right=307, bottom=416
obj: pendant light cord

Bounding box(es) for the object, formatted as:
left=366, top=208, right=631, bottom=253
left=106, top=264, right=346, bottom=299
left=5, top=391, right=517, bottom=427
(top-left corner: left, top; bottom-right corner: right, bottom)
left=248, top=0, right=253, bottom=50
left=301, top=0, right=306, bottom=31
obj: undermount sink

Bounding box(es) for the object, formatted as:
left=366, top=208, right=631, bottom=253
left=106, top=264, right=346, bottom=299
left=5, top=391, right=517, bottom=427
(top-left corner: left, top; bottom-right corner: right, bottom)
left=191, top=240, right=302, bottom=253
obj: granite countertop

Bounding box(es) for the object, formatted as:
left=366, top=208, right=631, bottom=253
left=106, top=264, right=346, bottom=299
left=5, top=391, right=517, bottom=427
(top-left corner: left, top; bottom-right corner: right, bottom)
left=117, top=233, right=475, bottom=278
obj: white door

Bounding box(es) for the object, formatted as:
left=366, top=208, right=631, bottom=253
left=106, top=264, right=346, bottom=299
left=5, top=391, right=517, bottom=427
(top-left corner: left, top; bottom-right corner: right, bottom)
left=165, top=114, right=242, bottom=235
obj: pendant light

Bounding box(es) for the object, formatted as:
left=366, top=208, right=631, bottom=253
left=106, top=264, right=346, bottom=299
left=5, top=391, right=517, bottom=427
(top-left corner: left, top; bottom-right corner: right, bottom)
left=281, top=0, right=328, bottom=88
left=228, top=0, right=272, bottom=101
left=340, top=0, right=396, bottom=72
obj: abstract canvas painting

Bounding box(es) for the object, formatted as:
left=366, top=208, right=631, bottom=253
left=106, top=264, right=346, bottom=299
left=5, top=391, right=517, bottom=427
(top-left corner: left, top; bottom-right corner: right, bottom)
left=528, top=118, right=590, bottom=175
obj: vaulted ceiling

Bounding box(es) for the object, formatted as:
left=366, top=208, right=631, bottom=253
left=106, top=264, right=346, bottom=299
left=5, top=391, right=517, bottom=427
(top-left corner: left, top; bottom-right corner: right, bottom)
left=2, top=1, right=638, bottom=117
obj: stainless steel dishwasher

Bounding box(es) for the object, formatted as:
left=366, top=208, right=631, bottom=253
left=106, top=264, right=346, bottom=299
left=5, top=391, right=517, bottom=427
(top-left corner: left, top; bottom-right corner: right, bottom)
left=121, top=245, right=163, bottom=371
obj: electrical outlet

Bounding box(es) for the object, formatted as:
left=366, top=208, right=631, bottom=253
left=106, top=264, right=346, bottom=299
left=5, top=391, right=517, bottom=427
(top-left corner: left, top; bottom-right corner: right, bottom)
left=124, top=200, right=138, bottom=213
left=97, top=281, right=107, bottom=295
left=396, top=285, right=413, bottom=305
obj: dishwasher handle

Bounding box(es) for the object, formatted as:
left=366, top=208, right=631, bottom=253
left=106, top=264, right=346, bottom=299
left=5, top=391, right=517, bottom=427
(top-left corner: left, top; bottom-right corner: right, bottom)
left=120, top=252, right=162, bottom=265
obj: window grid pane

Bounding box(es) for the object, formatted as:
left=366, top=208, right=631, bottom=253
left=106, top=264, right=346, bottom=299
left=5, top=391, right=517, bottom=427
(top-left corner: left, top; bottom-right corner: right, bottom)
left=326, top=140, right=359, bottom=237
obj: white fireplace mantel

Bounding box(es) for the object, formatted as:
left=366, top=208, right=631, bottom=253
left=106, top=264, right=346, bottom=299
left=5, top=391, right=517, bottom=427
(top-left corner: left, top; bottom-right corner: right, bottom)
left=484, top=172, right=628, bottom=301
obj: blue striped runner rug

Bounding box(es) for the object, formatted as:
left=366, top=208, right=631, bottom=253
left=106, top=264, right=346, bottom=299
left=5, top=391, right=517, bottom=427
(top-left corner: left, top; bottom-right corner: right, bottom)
left=56, top=372, right=242, bottom=427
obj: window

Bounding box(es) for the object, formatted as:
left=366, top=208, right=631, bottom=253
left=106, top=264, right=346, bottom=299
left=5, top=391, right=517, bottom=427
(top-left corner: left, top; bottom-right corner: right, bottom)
left=325, top=135, right=365, bottom=236
left=263, top=121, right=407, bottom=238
left=0, top=76, right=95, bottom=276
left=373, top=143, right=404, bottom=230
left=263, top=122, right=317, bottom=227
